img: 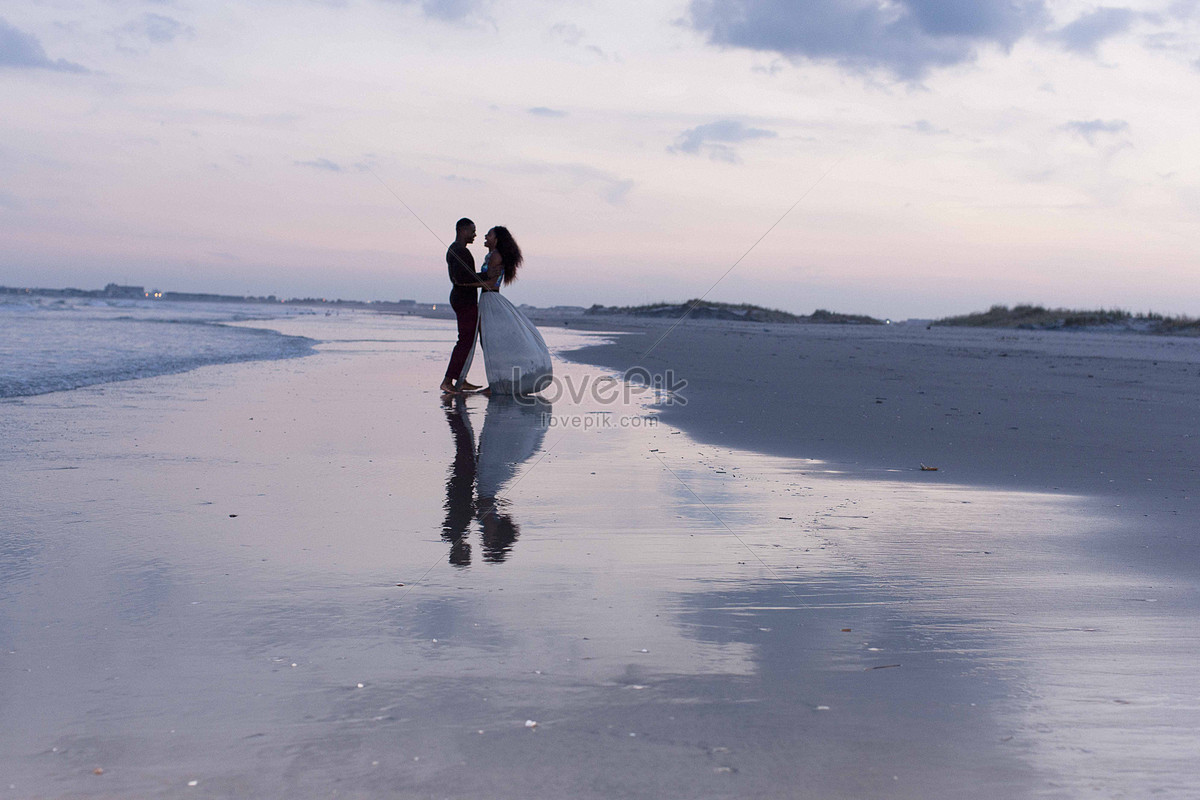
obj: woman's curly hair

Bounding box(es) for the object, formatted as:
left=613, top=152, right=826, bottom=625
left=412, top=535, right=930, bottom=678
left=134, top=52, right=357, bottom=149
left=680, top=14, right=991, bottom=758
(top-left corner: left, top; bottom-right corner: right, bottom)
left=490, top=226, right=523, bottom=285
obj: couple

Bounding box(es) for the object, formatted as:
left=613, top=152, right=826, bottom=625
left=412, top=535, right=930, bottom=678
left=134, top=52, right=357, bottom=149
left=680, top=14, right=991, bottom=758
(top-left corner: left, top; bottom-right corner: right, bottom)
left=440, top=218, right=553, bottom=396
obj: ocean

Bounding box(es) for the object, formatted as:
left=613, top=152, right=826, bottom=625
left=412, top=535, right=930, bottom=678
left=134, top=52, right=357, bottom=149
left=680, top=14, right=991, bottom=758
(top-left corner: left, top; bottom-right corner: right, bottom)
left=0, top=295, right=317, bottom=398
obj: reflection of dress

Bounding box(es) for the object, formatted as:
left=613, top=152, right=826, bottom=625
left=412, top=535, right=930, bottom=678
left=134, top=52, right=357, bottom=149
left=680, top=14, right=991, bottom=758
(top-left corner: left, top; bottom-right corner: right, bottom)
left=477, top=267, right=553, bottom=395
left=476, top=396, right=551, bottom=500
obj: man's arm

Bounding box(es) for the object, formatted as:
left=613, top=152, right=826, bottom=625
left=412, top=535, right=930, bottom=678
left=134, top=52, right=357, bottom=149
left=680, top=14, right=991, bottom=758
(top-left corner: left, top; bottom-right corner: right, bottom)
left=447, top=247, right=487, bottom=287
left=450, top=269, right=491, bottom=289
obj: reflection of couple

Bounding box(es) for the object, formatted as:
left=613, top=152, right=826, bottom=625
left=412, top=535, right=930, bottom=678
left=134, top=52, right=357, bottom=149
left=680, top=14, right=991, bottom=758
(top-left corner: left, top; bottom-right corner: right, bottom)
left=440, top=218, right=553, bottom=396
left=441, top=394, right=551, bottom=566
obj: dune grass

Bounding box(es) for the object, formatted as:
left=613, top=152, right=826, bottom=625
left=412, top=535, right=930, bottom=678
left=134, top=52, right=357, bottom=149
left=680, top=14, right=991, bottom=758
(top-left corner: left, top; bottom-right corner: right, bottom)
left=935, top=305, right=1200, bottom=333
left=587, top=299, right=883, bottom=325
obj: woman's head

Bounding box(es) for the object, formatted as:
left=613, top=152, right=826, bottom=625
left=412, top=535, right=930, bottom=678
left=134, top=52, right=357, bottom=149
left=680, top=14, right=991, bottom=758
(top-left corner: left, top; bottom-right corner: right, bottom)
left=487, top=226, right=522, bottom=285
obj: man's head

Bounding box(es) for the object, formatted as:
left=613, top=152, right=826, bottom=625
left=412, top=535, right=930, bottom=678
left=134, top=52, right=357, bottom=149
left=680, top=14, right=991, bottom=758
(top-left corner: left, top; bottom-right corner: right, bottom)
left=455, top=217, right=476, bottom=244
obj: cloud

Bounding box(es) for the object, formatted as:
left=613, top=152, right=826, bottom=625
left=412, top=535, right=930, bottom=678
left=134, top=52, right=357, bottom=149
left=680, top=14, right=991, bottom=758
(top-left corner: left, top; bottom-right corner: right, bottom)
left=686, top=0, right=1048, bottom=80
left=295, top=158, right=343, bottom=171
left=1064, top=118, right=1130, bottom=144
left=1143, top=30, right=1191, bottom=54
left=388, top=0, right=490, bottom=23
left=751, top=59, right=785, bottom=75
left=1169, top=0, right=1200, bottom=20
left=670, top=119, right=777, bottom=163
left=528, top=107, right=567, bottom=118
left=555, top=164, right=633, bottom=204
left=605, top=179, right=634, bottom=204
left=155, top=109, right=301, bottom=128
left=120, top=13, right=195, bottom=45
left=547, top=21, right=612, bottom=60
left=1051, top=7, right=1138, bottom=55
left=0, top=17, right=88, bottom=73
left=514, top=162, right=634, bottom=205
left=904, top=119, right=950, bottom=134
left=549, top=22, right=585, bottom=46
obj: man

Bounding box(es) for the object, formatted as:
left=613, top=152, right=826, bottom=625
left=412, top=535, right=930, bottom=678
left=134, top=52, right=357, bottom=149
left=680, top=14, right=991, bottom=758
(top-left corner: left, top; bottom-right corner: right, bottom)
left=440, top=217, right=487, bottom=393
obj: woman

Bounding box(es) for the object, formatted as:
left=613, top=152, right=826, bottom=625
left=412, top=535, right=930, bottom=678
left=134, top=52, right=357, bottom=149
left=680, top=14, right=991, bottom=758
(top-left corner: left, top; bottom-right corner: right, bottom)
left=475, top=226, right=553, bottom=395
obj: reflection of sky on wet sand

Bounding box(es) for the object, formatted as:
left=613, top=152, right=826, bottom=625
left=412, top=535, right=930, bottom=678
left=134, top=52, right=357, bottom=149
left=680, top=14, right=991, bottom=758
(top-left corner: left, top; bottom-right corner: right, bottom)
left=1, top=315, right=1197, bottom=798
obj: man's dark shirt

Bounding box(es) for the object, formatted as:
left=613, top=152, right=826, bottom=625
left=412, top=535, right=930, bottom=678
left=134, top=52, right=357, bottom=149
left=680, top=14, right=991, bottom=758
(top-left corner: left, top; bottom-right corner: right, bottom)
left=447, top=242, right=480, bottom=307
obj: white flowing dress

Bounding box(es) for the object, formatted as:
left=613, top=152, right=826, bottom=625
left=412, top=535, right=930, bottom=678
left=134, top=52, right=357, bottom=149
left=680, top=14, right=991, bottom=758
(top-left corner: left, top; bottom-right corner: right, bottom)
left=471, top=267, right=553, bottom=395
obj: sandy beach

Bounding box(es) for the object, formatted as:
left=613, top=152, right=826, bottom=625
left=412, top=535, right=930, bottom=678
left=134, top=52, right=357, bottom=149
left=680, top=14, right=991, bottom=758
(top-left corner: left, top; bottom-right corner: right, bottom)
left=3, top=312, right=1199, bottom=798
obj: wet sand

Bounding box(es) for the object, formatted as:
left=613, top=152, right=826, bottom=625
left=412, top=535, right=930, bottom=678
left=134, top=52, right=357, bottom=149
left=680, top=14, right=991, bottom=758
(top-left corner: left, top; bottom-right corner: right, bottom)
left=2, top=313, right=1198, bottom=798
left=559, top=317, right=1200, bottom=568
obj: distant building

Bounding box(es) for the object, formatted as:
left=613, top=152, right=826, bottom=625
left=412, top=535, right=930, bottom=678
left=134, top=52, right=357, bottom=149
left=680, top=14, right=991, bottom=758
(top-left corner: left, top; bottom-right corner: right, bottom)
left=104, top=283, right=145, bottom=298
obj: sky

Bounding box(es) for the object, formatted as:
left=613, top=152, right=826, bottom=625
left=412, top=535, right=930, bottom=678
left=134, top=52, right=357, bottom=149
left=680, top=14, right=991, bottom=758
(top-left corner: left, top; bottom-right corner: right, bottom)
left=1, top=0, right=1198, bottom=319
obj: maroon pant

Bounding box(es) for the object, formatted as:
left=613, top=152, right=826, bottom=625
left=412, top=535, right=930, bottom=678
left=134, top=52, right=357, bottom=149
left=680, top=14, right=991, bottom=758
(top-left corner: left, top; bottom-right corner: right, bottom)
left=444, top=299, right=478, bottom=383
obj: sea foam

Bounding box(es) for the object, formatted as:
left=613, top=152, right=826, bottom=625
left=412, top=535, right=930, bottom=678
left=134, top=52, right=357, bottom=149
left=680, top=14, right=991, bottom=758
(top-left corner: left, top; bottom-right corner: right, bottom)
left=0, top=297, right=316, bottom=398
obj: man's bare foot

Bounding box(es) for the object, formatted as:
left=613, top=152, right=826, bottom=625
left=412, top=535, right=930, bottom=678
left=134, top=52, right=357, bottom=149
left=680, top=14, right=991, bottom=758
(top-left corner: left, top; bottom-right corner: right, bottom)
left=479, top=386, right=491, bottom=397
left=460, top=381, right=482, bottom=391
left=439, top=380, right=458, bottom=394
